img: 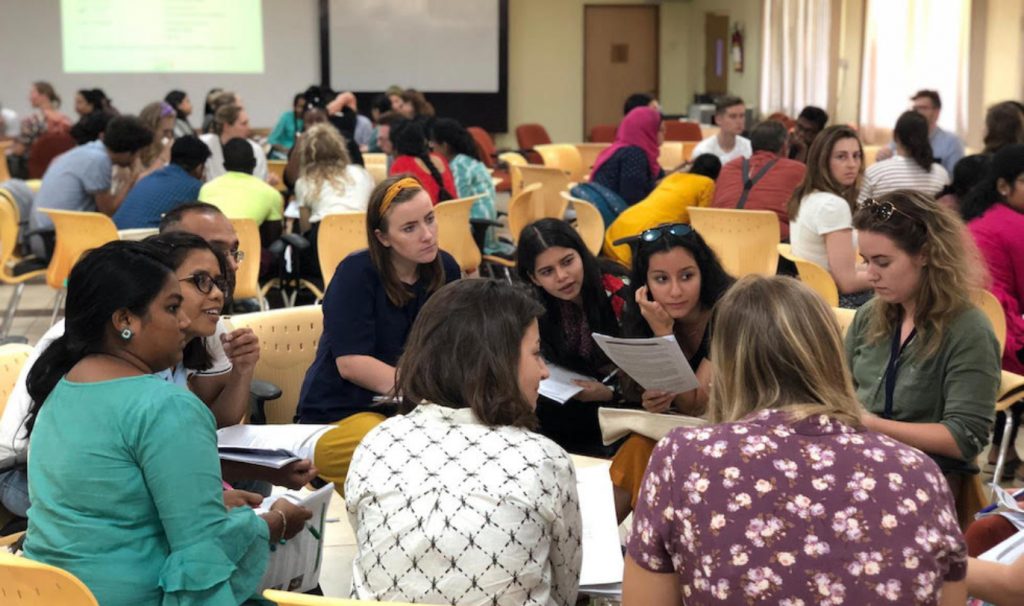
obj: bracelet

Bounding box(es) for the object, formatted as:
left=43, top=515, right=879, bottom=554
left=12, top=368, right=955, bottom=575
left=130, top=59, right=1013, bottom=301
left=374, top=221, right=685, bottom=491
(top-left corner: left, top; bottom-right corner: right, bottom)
left=270, top=509, right=288, bottom=548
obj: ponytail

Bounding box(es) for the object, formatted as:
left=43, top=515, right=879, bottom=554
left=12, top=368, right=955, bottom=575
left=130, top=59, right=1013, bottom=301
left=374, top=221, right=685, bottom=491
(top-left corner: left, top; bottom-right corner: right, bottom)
left=392, top=119, right=453, bottom=201
left=420, top=151, right=453, bottom=202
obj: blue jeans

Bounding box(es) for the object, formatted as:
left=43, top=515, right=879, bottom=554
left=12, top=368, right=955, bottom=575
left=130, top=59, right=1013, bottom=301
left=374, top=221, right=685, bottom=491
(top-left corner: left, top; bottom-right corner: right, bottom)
left=0, top=467, right=29, bottom=518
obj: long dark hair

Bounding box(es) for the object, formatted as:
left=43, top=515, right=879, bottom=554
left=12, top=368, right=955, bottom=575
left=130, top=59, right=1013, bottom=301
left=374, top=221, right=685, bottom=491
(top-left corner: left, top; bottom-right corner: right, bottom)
left=430, top=118, right=481, bottom=162
left=622, top=228, right=734, bottom=338
left=25, top=241, right=173, bottom=435
left=391, top=119, right=453, bottom=201
left=165, top=89, right=189, bottom=121
left=516, top=219, right=622, bottom=373
left=961, top=145, right=1024, bottom=222
left=146, top=232, right=228, bottom=372
left=893, top=110, right=934, bottom=171
left=395, top=279, right=542, bottom=429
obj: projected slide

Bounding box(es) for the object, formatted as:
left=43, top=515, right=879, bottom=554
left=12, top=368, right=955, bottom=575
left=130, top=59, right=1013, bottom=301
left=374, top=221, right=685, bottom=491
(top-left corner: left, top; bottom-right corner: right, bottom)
left=61, top=0, right=264, bottom=73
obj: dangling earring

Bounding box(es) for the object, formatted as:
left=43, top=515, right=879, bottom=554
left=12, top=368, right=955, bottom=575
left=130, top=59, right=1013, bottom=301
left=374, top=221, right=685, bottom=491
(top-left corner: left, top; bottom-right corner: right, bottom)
left=120, top=327, right=133, bottom=340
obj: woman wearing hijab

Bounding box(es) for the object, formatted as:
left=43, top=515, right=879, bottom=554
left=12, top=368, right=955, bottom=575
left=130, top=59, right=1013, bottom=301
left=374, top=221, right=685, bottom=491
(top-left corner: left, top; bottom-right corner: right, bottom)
left=588, top=107, right=665, bottom=206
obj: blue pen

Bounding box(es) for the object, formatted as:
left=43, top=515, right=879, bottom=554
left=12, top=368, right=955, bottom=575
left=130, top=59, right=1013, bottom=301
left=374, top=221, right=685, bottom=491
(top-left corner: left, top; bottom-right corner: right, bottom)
left=978, top=487, right=1024, bottom=515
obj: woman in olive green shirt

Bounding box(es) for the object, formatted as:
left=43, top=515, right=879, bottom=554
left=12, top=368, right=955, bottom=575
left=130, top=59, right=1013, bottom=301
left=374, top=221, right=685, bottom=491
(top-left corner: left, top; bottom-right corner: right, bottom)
left=845, top=191, right=1001, bottom=487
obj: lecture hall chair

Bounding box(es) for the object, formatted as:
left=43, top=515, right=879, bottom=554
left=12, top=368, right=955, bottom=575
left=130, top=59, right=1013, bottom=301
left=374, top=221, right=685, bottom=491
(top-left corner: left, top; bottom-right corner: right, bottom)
left=0, top=552, right=99, bottom=605
left=515, top=123, right=551, bottom=164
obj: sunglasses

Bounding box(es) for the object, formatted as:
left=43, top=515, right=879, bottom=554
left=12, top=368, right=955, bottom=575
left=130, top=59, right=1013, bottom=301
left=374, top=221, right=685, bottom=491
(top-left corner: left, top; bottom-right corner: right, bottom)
left=179, top=271, right=229, bottom=295
left=862, top=198, right=912, bottom=222
left=613, top=223, right=694, bottom=247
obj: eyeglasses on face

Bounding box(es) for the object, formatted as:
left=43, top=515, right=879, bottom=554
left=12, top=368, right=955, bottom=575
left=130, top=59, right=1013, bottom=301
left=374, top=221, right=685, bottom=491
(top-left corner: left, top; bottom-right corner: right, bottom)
left=179, top=271, right=229, bottom=295
left=612, top=223, right=694, bottom=248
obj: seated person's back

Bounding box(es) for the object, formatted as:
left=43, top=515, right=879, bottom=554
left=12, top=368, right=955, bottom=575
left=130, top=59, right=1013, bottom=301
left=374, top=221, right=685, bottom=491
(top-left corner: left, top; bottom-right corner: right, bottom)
left=113, top=135, right=210, bottom=229
left=346, top=279, right=581, bottom=606
left=589, top=106, right=665, bottom=206
left=603, top=153, right=721, bottom=267
left=712, top=120, right=806, bottom=240
left=198, top=138, right=282, bottom=226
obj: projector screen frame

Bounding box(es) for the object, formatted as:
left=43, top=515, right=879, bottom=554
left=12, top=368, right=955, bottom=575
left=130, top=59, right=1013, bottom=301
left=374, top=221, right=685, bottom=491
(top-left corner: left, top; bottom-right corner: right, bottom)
left=317, top=0, right=509, bottom=133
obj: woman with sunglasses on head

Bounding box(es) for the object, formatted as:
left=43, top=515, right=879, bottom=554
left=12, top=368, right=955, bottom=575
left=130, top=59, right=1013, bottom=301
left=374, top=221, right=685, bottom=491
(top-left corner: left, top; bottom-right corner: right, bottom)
left=516, top=218, right=630, bottom=456
left=623, top=276, right=968, bottom=606
left=297, top=175, right=461, bottom=488
left=22, top=240, right=312, bottom=606
left=609, top=222, right=734, bottom=520
left=789, top=124, right=873, bottom=307
left=847, top=191, right=1001, bottom=526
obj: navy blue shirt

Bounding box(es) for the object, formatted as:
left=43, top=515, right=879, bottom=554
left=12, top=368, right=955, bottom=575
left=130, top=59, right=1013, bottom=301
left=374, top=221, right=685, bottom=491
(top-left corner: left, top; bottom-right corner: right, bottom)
left=296, top=248, right=461, bottom=423
left=590, top=146, right=663, bottom=206
left=112, top=164, right=203, bottom=229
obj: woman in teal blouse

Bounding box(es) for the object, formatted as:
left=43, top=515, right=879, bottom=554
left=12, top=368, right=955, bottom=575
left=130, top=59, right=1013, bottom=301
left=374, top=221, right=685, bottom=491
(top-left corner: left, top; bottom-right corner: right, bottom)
left=23, top=240, right=311, bottom=606
left=430, top=118, right=510, bottom=255
left=845, top=191, right=1000, bottom=521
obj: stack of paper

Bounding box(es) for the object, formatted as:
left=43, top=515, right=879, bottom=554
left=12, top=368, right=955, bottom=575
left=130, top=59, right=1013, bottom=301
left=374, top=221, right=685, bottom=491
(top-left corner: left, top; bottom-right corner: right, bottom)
left=575, top=462, right=624, bottom=593
left=539, top=362, right=597, bottom=404
left=257, top=483, right=335, bottom=593
left=217, top=423, right=335, bottom=468
left=592, top=333, right=699, bottom=394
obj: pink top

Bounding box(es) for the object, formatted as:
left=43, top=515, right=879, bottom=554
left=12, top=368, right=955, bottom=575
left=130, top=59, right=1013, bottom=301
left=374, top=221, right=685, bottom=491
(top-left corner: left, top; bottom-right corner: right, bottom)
left=968, top=202, right=1024, bottom=374
left=591, top=107, right=661, bottom=179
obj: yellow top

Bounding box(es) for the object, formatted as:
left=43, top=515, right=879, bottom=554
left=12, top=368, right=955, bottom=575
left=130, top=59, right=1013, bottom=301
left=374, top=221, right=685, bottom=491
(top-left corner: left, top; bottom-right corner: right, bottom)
left=602, top=173, right=715, bottom=267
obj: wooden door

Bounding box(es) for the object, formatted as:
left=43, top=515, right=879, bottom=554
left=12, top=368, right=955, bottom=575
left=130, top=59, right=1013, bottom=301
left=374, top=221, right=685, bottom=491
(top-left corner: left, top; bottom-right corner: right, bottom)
left=584, top=5, right=659, bottom=139
left=704, top=13, right=730, bottom=95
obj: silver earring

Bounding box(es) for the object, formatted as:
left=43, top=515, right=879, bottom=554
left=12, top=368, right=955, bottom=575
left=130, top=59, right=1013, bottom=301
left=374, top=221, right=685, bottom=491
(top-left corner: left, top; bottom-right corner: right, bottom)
left=120, top=327, right=133, bottom=340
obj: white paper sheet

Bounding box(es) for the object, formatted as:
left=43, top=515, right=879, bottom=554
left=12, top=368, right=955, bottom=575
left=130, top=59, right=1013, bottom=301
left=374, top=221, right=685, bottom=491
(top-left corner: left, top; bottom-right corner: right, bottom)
left=217, top=423, right=334, bottom=462
left=591, top=333, right=699, bottom=394
left=575, top=462, right=624, bottom=587
left=257, top=483, right=335, bottom=593
left=539, top=362, right=595, bottom=404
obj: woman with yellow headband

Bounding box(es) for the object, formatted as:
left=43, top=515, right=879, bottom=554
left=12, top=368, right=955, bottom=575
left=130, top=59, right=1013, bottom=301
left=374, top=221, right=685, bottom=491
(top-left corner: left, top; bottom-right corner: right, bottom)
left=296, top=174, right=461, bottom=486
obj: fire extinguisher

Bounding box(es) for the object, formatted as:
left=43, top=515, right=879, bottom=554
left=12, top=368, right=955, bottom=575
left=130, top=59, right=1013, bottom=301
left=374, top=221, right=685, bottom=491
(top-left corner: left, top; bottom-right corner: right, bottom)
left=731, top=26, right=744, bottom=73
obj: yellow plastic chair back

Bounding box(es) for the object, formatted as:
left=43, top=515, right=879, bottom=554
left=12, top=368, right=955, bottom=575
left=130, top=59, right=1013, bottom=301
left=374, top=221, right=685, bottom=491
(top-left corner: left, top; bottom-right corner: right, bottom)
left=263, top=589, right=432, bottom=605
left=535, top=143, right=585, bottom=182
left=0, top=193, right=43, bottom=286
left=42, top=210, right=119, bottom=290
left=362, top=153, right=388, bottom=185
left=0, top=142, right=11, bottom=182
left=560, top=192, right=604, bottom=255
left=228, top=218, right=264, bottom=306
left=230, top=305, right=322, bottom=424
left=778, top=244, right=839, bottom=307
left=688, top=207, right=780, bottom=277
left=862, top=144, right=882, bottom=167
left=267, top=159, right=288, bottom=192
left=434, top=195, right=484, bottom=274
left=0, top=344, right=32, bottom=419
left=317, top=212, right=368, bottom=288
left=506, top=182, right=545, bottom=245
left=0, top=552, right=99, bottom=605
left=658, top=142, right=685, bottom=171
left=517, top=164, right=570, bottom=221
left=973, top=289, right=1007, bottom=352
left=832, top=307, right=856, bottom=338
left=574, top=143, right=610, bottom=175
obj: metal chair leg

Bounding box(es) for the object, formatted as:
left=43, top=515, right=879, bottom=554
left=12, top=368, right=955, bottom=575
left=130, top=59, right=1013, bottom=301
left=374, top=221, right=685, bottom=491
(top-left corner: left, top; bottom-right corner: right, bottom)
left=1, top=283, right=25, bottom=340
left=991, top=411, right=1016, bottom=499
left=50, top=289, right=65, bottom=326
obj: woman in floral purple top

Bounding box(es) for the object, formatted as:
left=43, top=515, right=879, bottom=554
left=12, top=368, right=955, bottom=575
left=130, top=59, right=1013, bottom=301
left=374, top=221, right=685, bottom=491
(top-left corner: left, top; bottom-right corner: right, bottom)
left=623, top=275, right=967, bottom=606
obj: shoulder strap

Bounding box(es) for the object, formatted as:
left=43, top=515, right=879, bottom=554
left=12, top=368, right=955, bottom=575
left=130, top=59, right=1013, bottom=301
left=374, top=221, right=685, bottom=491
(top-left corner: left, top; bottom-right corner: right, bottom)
left=736, top=157, right=779, bottom=209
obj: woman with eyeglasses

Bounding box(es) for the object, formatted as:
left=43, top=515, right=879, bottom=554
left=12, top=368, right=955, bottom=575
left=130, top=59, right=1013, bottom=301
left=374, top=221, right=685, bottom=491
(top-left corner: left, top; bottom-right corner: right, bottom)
left=608, top=222, right=734, bottom=520
left=516, top=218, right=630, bottom=456
left=846, top=190, right=1001, bottom=527
left=788, top=124, right=873, bottom=307
left=22, top=240, right=312, bottom=606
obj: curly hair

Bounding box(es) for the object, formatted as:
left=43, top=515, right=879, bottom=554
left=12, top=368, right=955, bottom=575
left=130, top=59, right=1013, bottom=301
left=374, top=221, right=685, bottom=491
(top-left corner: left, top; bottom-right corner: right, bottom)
left=296, top=123, right=353, bottom=202
left=852, top=190, right=984, bottom=357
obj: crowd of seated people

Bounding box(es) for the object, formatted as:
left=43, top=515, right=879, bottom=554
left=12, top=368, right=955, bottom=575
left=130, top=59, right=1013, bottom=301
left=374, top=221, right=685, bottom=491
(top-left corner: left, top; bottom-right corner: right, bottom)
left=4, top=78, right=1024, bottom=606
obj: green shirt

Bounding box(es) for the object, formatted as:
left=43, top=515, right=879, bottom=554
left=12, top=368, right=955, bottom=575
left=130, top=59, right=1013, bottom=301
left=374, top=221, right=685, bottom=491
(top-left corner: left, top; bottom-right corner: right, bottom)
left=199, top=171, right=283, bottom=225
left=25, top=376, right=269, bottom=606
left=845, top=299, right=1001, bottom=473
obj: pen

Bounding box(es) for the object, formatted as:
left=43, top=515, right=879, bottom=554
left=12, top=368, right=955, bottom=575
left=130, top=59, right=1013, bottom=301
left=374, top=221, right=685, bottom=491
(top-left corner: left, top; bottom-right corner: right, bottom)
left=600, top=369, right=619, bottom=385
left=306, top=524, right=321, bottom=540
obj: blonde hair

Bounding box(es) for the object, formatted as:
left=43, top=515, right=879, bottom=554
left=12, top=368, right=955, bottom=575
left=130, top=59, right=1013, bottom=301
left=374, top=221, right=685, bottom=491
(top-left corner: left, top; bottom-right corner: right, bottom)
left=296, top=123, right=352, bottom=202
left=709, top=275, right=862, bottom=426
left=788, top=124, right=864, bottom=221
left=852, top=190, right=984, bottom=357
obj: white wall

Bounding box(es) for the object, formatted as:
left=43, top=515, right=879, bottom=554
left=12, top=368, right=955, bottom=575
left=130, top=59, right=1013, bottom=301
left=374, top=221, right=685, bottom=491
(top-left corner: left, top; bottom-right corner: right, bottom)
left=0, top=0, right=320, bottom=128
